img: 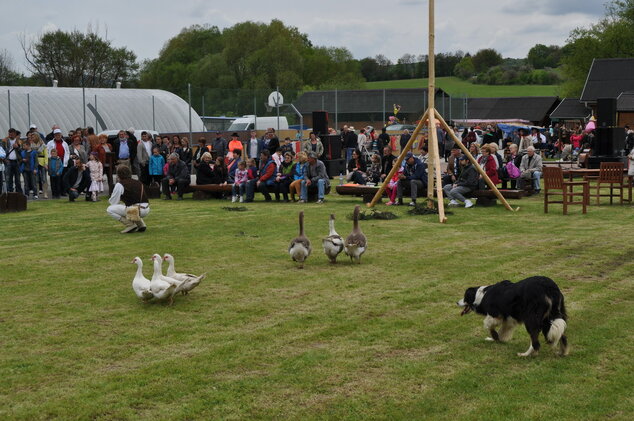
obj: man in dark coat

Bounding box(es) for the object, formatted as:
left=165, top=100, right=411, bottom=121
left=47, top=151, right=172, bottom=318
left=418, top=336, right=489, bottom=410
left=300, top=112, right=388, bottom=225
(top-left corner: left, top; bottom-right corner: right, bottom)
left=212, top=132, right=228, bottom=159
left=162, top=153, right=190, bottom=200
left=395, top=152, right=427, bottom=206
left=63, top=158, right=91, bottom=201
left=443, top=154, right=478, bottom=208
left=112, top=129, right=137, bottom=170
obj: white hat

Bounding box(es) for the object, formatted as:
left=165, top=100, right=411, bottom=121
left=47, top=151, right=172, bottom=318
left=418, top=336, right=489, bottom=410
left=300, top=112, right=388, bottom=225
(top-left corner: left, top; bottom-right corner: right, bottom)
left=53, top=129, right=62, bottom=134
left=30, top=124, right=37, bottom=129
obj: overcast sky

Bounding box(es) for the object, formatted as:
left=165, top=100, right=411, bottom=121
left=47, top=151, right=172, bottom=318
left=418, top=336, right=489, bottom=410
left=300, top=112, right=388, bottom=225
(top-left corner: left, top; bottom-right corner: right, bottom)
left=1, top=0, right=605, bottom=73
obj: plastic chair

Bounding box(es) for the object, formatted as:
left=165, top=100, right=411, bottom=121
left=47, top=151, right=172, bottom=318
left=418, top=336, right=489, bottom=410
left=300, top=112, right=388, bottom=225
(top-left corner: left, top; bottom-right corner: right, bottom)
left=543, top=167, right=588, bottom=215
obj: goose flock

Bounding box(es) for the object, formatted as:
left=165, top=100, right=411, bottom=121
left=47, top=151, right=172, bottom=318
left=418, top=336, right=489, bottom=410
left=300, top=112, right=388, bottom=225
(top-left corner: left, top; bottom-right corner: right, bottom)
left=131, top=254, right=206, bottom=305
left=129, top=207, right=367, bottom=305
left=289, top=205, right=367, bottom=268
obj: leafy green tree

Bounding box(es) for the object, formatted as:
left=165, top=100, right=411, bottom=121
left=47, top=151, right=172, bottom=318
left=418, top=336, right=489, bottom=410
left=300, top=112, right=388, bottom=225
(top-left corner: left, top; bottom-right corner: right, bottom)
left=21, top=29, right=138, bottom=87
left=453, top=55, right=475, bottom=80
left=471, top=48, right=503, bottom=73
left=0, top=49, right=23, bottom=85
left=140, top=20, right=364, bottom=116
left=561, top=0, right=634, bottom=96
left=527, top=44, right=563, bottom=69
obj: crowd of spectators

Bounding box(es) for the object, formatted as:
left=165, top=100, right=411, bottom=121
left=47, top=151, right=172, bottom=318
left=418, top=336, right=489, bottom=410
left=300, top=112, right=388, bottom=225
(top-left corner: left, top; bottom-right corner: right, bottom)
left=8, top=120, right=621, bottom=208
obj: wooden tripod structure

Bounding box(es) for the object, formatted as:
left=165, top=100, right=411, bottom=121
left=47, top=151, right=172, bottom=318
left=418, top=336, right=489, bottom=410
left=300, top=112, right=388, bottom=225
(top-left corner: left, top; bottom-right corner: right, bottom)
left=367, top=0, right=518, bottom=222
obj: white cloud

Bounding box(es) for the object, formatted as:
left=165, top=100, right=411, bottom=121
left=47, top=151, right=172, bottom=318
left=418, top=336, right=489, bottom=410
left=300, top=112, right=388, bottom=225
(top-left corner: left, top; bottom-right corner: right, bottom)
left=0, top=0, right=605, bottom=73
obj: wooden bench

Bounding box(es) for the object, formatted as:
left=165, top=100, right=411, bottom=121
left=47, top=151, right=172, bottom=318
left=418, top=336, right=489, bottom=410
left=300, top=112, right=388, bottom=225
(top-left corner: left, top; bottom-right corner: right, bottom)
left=469, top=189, right=526, bottom=206
left=336, top=185, right=382, bottom=203
left=186, top=183, right=331, bottom=201
left=336, top=184, right=526, bottom=205
left=185, top=184, right=233, bottom=200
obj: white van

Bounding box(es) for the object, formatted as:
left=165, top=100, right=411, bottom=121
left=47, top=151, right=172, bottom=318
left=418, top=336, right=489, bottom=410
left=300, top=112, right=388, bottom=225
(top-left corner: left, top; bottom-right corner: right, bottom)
left=227, top=115, right=289, bottom=132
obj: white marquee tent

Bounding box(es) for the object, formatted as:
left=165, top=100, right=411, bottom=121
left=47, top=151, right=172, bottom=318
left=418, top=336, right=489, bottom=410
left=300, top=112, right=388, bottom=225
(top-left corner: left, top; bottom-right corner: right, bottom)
left=0, top=86, right=204, bottom=134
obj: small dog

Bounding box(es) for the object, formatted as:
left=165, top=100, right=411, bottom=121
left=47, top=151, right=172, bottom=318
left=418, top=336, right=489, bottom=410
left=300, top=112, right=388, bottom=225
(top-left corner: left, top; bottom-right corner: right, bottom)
left=457, top=276, right=569, bottom=357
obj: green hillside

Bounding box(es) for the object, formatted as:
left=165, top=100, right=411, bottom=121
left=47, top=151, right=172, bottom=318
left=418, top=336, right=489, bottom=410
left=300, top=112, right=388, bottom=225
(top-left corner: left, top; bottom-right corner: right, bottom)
left=363, top=77, right=560, bottom=97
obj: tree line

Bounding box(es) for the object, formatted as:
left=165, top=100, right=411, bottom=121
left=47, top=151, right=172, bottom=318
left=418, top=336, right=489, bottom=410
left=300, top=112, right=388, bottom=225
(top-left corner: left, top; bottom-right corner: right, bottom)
left=1, top=0, right=633, bottom=100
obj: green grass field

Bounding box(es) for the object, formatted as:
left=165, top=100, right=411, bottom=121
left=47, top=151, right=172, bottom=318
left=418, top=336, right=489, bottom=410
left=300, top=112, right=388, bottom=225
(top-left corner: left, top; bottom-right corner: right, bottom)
left=2, top=190, right=633, bottom=420
left=364, top=77, right=560, bottom=98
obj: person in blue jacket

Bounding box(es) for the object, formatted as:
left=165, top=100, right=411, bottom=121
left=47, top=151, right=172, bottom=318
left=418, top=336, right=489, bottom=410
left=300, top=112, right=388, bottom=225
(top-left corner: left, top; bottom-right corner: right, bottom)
left=395, top=152, right=428, bottom=206
left=19, top=141, right=39, bottom=199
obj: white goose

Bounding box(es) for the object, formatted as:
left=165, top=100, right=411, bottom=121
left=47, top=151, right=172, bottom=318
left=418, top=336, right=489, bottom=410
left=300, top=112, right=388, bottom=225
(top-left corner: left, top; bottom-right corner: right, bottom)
left=150, top=254, right=180, bottom=304
left=288, top=211, right=311, bottom=269
left=322, top=214, right=344, bottom=264
left=344, top=205, right=367, bottom=264
left=131, top=256, right=154, bottom=302
left=163, top=253, right=206, bottom=295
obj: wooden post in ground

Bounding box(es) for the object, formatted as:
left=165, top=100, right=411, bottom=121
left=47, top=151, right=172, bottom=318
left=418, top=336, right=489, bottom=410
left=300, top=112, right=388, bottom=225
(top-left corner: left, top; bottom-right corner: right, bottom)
left=426, top=0, right=447, bottom=222
left=368, top=0, right=516, bottom=216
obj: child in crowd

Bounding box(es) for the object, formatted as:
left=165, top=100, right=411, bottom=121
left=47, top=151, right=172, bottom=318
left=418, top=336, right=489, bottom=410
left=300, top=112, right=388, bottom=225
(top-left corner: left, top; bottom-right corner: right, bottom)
left=149, top=146, right=165, bottom=185
left=20, top=141, right=39, bottom=199
left=289, top=151, right=308, bottom=202
left=247, top=158, right=258, bottom=180
left=86, top=152, right=103, bottom=202
left=48, top=148, right=64, bottom=199
left=385, top=168, right=403, bottom=206
left=232, top=160, right=248, bottom=203
left=366, top=154, right=382, bottom=184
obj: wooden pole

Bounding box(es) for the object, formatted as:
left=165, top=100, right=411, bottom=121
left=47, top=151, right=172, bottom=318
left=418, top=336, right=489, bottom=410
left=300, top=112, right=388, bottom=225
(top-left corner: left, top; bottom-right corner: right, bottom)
left=427, top=0, right=436, bottom=208
left=367, top=109, right=429, bottom=208
left=434, top=109, right=518, bottom=212
left=426, top=0, right=447, bottom=222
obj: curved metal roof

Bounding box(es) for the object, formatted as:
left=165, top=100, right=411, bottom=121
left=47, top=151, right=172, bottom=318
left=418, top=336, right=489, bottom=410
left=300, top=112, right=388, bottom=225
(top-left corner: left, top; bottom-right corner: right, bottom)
left=0, top=86, right=204, bottom=134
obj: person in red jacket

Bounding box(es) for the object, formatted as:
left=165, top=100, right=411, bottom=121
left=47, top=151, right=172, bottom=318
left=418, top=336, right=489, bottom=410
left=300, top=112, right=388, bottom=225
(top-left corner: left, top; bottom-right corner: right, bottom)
left=477, top=144, right=500, bottom=186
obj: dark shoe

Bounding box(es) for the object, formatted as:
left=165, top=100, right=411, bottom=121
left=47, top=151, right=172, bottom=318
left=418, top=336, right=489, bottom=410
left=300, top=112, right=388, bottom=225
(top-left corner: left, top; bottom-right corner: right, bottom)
left=163, top=195, right=172, bottom=200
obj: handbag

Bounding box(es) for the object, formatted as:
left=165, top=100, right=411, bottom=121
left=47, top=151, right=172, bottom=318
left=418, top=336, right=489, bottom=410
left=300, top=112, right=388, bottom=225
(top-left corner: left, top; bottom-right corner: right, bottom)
left=506, top=161, right=521, bottom=179
left=125, top=185, right=144, bottom=222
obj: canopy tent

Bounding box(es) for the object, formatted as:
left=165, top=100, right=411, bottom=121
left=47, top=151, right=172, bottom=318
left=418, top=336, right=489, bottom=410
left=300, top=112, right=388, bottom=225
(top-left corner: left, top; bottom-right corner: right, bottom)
left=0, top=86, right=204, bottom=134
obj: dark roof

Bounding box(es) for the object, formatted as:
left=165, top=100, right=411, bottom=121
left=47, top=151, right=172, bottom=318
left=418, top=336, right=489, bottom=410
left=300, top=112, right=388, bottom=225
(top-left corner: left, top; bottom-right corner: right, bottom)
left=293, top=88, right=447, bottom=114
left=466, top=97, right=559, bottom=122
left=550, top=98, right=591, bottom=120
left=580, top=58, right=634, bottom=103
left=617, top=91, right=634, bottom=112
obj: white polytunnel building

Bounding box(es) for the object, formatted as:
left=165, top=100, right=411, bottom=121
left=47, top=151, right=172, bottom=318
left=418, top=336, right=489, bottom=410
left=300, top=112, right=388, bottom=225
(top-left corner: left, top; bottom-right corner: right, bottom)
left=0, top=86, right=205, bottom=134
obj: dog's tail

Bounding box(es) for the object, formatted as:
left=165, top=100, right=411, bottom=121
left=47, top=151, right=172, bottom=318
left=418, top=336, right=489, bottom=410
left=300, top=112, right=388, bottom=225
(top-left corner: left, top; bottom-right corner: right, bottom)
left=546, top=294, right=569, bottom=356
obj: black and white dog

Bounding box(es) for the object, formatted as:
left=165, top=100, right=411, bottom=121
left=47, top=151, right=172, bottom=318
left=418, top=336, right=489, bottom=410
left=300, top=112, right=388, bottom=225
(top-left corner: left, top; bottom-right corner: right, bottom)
left=457, top=276, right=569, bottom=357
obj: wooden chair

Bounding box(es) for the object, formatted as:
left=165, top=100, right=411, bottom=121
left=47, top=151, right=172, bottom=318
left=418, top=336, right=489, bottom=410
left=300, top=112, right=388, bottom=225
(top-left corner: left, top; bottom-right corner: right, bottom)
left=584, top=162, right=624, bottom=205
left=543, top=167, right=588, bottom=215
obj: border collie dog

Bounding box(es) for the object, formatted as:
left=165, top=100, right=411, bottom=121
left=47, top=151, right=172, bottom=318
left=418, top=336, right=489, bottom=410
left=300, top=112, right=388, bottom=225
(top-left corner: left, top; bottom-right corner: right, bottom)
left=457, top=276, right=569, bottom=357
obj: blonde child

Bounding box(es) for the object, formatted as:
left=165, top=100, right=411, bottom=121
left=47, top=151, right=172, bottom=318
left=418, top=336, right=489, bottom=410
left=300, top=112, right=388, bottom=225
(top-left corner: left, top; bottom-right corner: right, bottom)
left=86, top=152, right=103, bottom=201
